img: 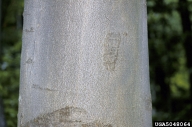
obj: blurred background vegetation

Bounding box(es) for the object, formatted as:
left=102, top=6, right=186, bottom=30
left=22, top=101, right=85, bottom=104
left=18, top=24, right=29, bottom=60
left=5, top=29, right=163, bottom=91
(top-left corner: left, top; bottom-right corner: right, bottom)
left=0, top=0, right=191, bottom=126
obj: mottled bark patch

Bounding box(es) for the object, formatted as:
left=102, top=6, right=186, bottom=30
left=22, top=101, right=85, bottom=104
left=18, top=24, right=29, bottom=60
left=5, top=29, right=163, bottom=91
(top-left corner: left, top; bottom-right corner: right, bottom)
left=144, top=96, right=152, bottom=111
left=21, top=106, right=112, bottom=127
left=103, top=33, right=121, bottom=71
left=26, top=58, right=33, bottom=64
left=146, top=98, right=152, bottom=111
left=82, top=121, right=112, bottom=127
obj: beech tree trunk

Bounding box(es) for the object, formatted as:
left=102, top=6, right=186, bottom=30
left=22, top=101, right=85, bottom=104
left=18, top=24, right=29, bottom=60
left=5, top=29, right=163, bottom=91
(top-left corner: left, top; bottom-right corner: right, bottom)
left=18, top=0, right=152, bottom=127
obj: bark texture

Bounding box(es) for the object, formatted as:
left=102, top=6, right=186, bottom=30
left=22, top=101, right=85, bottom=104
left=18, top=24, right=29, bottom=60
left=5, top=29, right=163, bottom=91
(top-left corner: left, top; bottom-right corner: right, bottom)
left=18, top=0, right=151, bottom=126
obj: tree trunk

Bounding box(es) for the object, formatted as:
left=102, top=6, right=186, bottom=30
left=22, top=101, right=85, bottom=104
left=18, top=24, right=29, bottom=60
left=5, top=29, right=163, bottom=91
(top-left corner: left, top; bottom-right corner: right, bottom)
left=18, top=0, right=151, bottom=126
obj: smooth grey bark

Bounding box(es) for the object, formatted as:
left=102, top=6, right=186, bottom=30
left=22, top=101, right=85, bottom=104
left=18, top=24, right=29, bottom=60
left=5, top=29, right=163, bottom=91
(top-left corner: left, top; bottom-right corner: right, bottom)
left=18, top=0, right=151, bottom=127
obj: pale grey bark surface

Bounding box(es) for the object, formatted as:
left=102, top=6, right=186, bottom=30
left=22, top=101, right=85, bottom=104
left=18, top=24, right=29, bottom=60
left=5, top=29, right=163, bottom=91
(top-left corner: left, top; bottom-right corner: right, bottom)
left=18, top=0, right=151, bottom=127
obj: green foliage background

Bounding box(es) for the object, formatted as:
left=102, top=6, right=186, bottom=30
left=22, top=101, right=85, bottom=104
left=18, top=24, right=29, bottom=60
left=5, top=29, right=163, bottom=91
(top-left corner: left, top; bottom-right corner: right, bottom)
left=0, top=0, right=191, bottom=126
left=0, top=0, right=23, bottom=126
left=148, top=0, right=192, bottom=121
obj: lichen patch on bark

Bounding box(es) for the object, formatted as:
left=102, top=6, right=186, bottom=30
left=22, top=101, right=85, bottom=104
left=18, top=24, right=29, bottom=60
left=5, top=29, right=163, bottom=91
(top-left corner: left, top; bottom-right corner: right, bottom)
left=26, top=58, right=33, bottom=64
left=103, top=32, right=121, bottom=71
left=21, top=106, right=112, bottom=127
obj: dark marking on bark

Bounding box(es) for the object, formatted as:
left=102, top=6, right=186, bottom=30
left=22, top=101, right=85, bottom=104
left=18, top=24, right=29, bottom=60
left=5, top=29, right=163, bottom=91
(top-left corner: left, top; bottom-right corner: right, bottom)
left=21, top=106, right=112, bottom=127
left=26, top=58, right=33, bottom=64
left=32, top=84, right=58, bottom=92
left=25, top=27, right=34, bottom=32
left=103, top=32, right=121, bottom=71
